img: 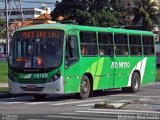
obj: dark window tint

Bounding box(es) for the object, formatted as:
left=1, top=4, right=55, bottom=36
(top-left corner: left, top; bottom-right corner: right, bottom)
left=80, top=32, right=97, bottom=56
left=129, top=35, right=142, bottom=56
left=114, top=34, right=128, bottom=56
left=98, top=33, right=113, bottom=56
left=142, top=36, right=154, bottom=55
left=66, top=36, right=79, bottom=59
left=65, top=35, right=79, bottom=68
left=143, top=36, right=154, bottom=45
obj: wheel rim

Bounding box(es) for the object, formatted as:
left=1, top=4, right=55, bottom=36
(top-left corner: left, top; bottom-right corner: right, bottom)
left=133, top=75, right=139, bottom=90
left=81, top=80, right=89, bottom=94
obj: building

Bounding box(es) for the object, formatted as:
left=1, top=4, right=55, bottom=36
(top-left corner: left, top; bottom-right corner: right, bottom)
left=0, top=7, right=51, bottom=22
left=8, top=13, right=64, bottom=36
left=8, top=13, right=54, bottom=36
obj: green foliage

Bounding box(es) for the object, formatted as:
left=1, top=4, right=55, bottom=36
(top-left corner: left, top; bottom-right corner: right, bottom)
left=51, top=0, right=80, bottom=21
left=95, top=10, right=120, bottom=27
left=131, top=0, right=160, bottom=31
left=0, top=19, right=5, bottom=39
left=50, top=0, right=124, bottom=27
left=0, top=61, right=8, bottom=83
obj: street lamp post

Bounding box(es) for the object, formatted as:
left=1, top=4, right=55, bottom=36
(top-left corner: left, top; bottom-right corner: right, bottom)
left=5, top=0, right=9, bottom=56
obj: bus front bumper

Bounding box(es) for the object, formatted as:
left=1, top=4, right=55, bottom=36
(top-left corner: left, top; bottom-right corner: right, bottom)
left=8, top=76, right=64, bottom=95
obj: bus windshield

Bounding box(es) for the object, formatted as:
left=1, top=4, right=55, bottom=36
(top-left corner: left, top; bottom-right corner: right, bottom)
left=9, top=30, right=64, bottom=70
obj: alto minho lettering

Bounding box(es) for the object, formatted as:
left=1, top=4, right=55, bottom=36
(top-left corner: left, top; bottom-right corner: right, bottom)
left=111, top=62, right=130, bottom=69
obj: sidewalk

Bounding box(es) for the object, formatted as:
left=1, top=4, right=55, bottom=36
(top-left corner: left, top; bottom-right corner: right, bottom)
left=0, top=82, right=10, bottom=98
left=0, top=83, right=8, bottom=88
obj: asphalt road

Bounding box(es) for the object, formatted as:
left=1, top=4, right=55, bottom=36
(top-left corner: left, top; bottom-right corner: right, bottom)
left=0, top=82, right=160, bottom=120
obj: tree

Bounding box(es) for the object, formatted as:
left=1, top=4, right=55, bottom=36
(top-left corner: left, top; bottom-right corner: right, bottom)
left=50, top=0, right=81, bottom=21
left=131, top=0, right=160, bottom=31
left=95, top=10, right=120, bottom=27
left=0, top=19, right=5, bottom=39
left=75, top=9, right=119, bottom=27
left=50, top=0, right=124, bottom=27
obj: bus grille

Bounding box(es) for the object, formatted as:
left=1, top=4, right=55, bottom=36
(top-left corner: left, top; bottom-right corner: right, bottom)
left=21, top=87, right=44, bottom=91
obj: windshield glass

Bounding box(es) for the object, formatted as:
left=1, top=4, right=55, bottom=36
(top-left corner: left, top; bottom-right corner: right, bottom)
left=9, top=30, right=64, bottom=70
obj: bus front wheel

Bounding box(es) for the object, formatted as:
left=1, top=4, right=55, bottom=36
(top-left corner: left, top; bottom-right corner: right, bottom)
left=33, top=94, right=46, bottom=101
left=122, top=72, right=140, bottom=93
left=79, top=75, right=90, bottom=99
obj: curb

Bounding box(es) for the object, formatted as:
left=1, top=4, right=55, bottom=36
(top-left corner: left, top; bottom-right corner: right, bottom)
left=0, top=91, right=29, bottom=99
left=0, top=91, right=10, bottom=98
left=0, top=83, right=8, bottom=88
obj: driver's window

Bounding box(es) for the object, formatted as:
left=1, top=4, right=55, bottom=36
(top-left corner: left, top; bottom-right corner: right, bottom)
left=65, top=35, right=79, bottom=67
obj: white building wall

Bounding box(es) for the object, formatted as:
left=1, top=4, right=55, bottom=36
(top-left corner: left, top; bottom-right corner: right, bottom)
left=0, top=7, right=51, bottom=21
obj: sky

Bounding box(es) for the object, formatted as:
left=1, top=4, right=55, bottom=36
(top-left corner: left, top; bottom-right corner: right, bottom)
left=0, top=0, right=62, bottom=11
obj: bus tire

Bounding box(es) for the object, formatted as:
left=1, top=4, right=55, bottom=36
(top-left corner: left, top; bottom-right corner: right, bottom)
left=122, top=72, right=140, bottom=93
left=130, top=72, right=140, bottom=93
left=33, top=94, right=46, bottom=101
left=79, top=75, right=90, bottom=99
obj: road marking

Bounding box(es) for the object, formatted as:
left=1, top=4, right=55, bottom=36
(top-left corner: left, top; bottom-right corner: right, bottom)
left=51, top=99, right=106, bottom=106
left=76, top=110, right=131, bottom=115
left=109, top=94, right=160, bottom=98
left=27, top=119, right=48, bottom=120
left=76, top=110, right=160, bottom=115
left=77, top=103, right=95, bottom=107
left=26, top=102, right=50, bottom=105
left=1, top=102, right=24, bottom=104
left=61, top=113, right=80, bottom=115
left=88, top=109, right=160, bottom=114
left=45, top=115, right=106, bottom=120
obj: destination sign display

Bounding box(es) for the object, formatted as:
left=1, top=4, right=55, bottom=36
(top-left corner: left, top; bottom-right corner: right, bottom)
left=21, top=30, right=62, bottom=39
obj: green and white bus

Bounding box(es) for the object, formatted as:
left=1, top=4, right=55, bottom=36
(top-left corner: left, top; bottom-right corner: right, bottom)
left=8, top=23, right=156, bottom=100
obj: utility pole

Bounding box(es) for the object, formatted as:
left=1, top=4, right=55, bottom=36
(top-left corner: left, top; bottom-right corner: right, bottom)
left=19, top=0, right=24, bottom=22
left=4, top=0, right=24, bottom=55
left=5, top=0, right=9, bottom=55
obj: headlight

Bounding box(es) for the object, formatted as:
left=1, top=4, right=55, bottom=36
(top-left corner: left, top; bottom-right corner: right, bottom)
left=50, top=72, right=61, bottom=82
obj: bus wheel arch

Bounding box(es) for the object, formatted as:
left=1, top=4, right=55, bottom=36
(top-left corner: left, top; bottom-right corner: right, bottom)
left=79, top=73, right=93, bottom=99
left=122, top=70, right=141, bottom=93
left=84, top=73, right=93, bottom=97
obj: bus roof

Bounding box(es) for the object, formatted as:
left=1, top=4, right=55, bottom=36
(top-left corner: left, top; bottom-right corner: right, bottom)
left=17, top=23, right=154, bottom=36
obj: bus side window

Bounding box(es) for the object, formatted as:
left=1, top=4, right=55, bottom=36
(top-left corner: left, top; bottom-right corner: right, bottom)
left=98, top=32, right=113, bottom=56
left=129, top=35, right=142, bottom=56
left=80, top=31, right=98, bottom=56
left=114, top=34, right=128, bottom=56
left=142, top=36, right=154, bottom=56
left=65, top=35, right=79, bottom=68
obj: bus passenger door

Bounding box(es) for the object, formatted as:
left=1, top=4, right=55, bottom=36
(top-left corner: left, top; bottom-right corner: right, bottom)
left=64, top=35, right=80, bottom=93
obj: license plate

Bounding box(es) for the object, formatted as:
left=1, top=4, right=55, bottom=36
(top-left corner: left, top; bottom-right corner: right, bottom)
left=26, top=85, right=36, bottom=89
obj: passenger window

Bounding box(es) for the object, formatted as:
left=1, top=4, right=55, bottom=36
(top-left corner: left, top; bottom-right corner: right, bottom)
left=129, top=35, right=142, bottom=56
left=142, top=36, right=154, bottom=56
left=114, top=34, right=128, bottom=56
left=65, top=35, right=79, bottom=68
left=98, top=33, right=113, bottom=56
left=80, top=32, right=98, bottom=56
